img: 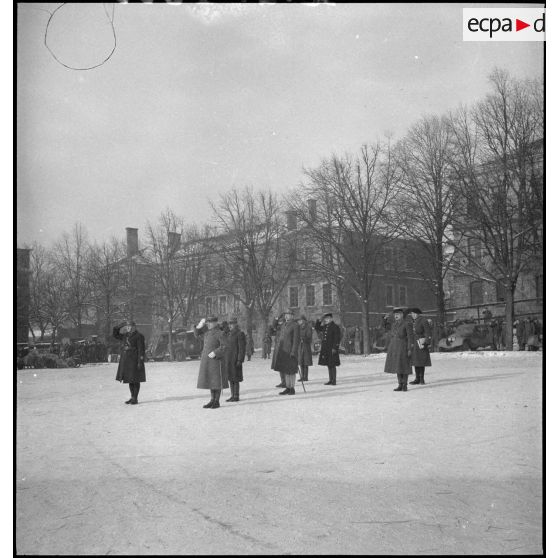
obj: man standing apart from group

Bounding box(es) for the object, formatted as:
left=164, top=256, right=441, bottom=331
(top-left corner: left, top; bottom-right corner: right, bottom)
left=225, top=317, right=246, bottom=402
left=384, top=308, right=413, bottom=392
left=195, top=316, right=228, bottom=408
left=315, top=313, right=341, bottom=385
left=113, top=320, right=146, bottom=405
left=272, top=309, right=300, bottom=395
left=408, top=307, right=432, bottom=385
left=297, top=315, right=313, bottom=382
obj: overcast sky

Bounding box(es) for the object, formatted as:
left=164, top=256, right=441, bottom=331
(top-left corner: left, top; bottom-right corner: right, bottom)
left=16, top=2, right=544, bottom=248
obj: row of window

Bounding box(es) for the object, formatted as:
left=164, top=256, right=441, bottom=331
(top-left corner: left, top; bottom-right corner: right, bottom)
left=288, top=284, right=333, bottom=308
left=469, top=275, right=543, bottom=305
left=201, top=295, right=241, bottom=317
left=382, top=247, right=409, bottom=272
left=385, top=285, right=407, bottom=307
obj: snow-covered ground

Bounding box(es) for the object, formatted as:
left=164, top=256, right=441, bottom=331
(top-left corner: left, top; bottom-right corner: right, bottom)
left=16, top=352, right=543, bottom=555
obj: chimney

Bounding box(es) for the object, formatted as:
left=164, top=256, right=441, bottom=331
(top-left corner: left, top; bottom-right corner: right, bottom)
left=126, top=227, right=139, bottom=257
left=308, top=199, right=317, bottom=221
left=168, top=231, right=181, bottom=253
left=285, top=211, right=297, bottom=231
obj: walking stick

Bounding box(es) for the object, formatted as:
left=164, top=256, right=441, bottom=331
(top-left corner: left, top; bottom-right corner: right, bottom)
left=298, top=365, right=306, bottom=393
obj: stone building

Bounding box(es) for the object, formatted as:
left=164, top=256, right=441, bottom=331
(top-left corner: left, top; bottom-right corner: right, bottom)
left=443, top=138, right=543, bottom=322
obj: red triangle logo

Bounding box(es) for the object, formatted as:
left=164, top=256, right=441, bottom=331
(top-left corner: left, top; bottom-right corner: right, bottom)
left=516, top=19, right=530, bottom=31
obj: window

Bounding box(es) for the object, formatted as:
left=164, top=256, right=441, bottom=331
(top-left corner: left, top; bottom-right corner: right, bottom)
left=535, top=274, right=543, bottom=299
left=398, top=250, right=407, bottom=271
left=205, top=297, right=213, bottom=315
left=323, top=283, right=332, bottom=306
left=206, top=267, right=213, bottom=284
left=386, top=285, right=394, bottom=307
left=383, top=247, right=394, bottom=271
left=399, top=285, right=407, bottom=306
left=218, top=264, right=225, bottom=281
left=306, top=285, right=315, bottom=307
left=496, top=279, right=506, bottom=302
left=289, top=286, right=299, bottom=307
left=468, top=238, right=481, bottom=260
left=198, top=303, right=205, bottom=317
left=219, top=296, right=227, bottom=315
left=233, top=295, right=240, bottom=313
left=304, top=247, right=313, bottom=266
left=289, top=248, right=297, bottom=266
left=470, top=281, right=484, bottom=305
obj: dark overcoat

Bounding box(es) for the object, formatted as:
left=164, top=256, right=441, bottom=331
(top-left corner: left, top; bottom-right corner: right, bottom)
left=113, top=326, right=146, bottom=383
left=384, top=318, right=412, bottom=375
left=225, top=326, right=246, bottom=382
left=272, top=319, right=300, bottom=375
left=298, top=322, right=314, bottom=366
left=270, top=319, right=282, bottom=370
left=195, top=325, right=229, bottom=390
left=410, top=315, right=432, bottom=367
left=315, top=319, right=341, bottom=367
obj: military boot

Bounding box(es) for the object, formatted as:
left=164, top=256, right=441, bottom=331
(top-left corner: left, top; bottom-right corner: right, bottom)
left=226, top=382, right=236, bottom=402
left=211, top=390, right=221, bottom=408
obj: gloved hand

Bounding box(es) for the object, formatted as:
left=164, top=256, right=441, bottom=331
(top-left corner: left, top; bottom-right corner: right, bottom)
left=208, top=351, right=216, bottom=359
left=197, top=318, right=206, bottom=329
left=407, top=349, right=412, bottom=358
left=236, top=361, right=242, bottom=367
left=332, top=348, right=337, bottom=354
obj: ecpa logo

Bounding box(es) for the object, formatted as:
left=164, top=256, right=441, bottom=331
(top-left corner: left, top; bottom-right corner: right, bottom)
left=463, top=8, right=545, bottom=41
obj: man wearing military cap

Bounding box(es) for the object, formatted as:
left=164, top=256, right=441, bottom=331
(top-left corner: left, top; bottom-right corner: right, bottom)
left=408, top=307, right=432, bottom=385
left=315, top=313, right=341, bottom=385
left=384, top=307, right=413, bottom=391
left=271, top=309, right=300, bottom=395
left=113, top=319, right=146, bottom=405
left=194, top=316, right=228, bottom=408
left=224, top=317, right=246, bottom=402
left=297, top=315, right=313, bottom=382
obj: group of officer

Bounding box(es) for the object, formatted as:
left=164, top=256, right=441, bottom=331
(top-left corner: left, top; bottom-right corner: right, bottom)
left=112, top=306, right=432, bottom=407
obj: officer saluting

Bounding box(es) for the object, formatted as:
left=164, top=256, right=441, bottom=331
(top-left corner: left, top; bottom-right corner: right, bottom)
left=113, top=320, right=146, bottom=405
left=194, top=316, right=228, bottom=409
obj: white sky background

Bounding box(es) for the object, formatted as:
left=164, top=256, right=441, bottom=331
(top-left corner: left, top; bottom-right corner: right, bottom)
left=16, top=2, right=544, bottom=247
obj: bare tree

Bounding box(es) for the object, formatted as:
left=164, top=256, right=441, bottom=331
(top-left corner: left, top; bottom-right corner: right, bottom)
left=28, top=243, right=51, bottom=341
left=143, top=209, right=201, bottom=360
left=42, top=265, right=69, bottom=343
left=209, top=187, right=296, bottom=346
left=86, top=237, right=127, bottom=341
left=175, top=224, right=208, bottom=329
left=396, top=114, right=457, bottom=325
left=53, top=223, right=91, bottom=337
left=289, top=141, right=404, bottom=354
left=448, top=69, right=543, bottom=348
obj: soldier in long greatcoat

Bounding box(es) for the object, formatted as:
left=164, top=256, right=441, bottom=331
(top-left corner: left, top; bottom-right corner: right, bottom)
left=272, top=309, right=300, bottom=395
left=408, top=308, right=432, bottom=385
left=315, top=313, right=341, bottom=385
left=297, top=315, right=313, bottom=382
left=384, top=308, right=413, bottom=392
left=113, top=320, right=146, bottom=405
left=194, top=316, right=228, bottom=409
left=225, top=317, right=246, bottom=402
